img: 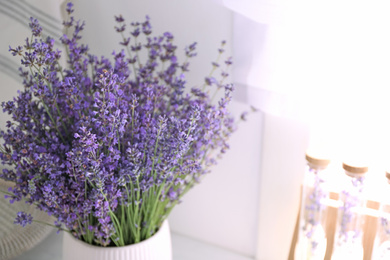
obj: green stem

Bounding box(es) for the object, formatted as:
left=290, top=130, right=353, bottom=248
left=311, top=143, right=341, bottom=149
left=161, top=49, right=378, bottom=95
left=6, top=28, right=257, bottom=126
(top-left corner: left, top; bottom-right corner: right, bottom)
left=0, top=189, right=14, bottom=197
left=33, top=219, right=71, bottom=233
left=144, top=184, right=165, bottom=237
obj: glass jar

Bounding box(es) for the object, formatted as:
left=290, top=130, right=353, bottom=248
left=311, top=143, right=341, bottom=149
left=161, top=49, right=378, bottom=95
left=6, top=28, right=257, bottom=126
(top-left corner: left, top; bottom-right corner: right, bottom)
left=332, top=162, right=368, bottom=260
left=372, top=171, right=390, bottom=259
left=294, top=152, right=330, bottom=260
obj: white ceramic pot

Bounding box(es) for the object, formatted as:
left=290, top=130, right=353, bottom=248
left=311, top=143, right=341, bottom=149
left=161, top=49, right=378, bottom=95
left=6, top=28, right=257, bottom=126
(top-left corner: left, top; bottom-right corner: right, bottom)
left=63, top=220, right=172, bottom=260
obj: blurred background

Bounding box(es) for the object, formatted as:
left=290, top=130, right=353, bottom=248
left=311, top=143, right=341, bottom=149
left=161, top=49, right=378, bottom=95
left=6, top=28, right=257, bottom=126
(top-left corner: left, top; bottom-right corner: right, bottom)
left=2, top=0, right=390, bottom=259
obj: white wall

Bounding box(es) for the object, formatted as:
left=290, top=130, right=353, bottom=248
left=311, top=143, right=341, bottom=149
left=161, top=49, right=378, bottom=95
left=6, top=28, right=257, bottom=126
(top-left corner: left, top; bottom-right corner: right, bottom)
left=71, top=0, right=233, bottom=91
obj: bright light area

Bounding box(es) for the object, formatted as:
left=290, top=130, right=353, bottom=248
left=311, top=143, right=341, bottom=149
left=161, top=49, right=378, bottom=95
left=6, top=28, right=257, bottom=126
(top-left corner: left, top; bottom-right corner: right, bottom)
left=303, top=3, right=390, bottom=207
left=230, top=0, right=390, bottom=202
left=296, top=1, right=390, bottom=201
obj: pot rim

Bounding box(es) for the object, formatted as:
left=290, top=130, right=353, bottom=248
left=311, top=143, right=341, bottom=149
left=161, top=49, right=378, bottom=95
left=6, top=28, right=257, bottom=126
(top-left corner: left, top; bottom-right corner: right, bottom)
left=64, top=219, right=169, bottom=250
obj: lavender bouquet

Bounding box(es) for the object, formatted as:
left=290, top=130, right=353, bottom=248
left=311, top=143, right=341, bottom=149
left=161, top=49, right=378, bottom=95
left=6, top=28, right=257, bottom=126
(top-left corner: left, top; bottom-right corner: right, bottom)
left=0, top=3, right=239, bottom=247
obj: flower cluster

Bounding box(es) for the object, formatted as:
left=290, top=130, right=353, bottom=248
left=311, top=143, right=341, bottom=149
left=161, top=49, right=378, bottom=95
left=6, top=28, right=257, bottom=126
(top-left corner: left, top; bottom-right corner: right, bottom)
left=1, top=3, right=240, bottom=246
left=337, top=176, right=366, bottom=244
left=380, top=217, right=390, bottom=236
left=302, top=168, right=328, bottom=253
left=14, top=211, right=33, bottom=227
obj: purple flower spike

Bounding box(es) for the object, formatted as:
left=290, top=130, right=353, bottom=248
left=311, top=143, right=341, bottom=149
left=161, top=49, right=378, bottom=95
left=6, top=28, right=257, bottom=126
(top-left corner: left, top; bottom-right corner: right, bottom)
left=14, top=212, right=33, bottom=227
left=66, top=2, right=74, bottom=14
left=29, top=17, right=42, bottom=37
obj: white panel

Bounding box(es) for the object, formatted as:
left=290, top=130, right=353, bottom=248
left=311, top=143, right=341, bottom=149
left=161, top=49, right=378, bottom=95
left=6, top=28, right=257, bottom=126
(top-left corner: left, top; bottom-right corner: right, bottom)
left=256, top=112, right=310, bottom=260
left=223, top=0, right=288, bottom=24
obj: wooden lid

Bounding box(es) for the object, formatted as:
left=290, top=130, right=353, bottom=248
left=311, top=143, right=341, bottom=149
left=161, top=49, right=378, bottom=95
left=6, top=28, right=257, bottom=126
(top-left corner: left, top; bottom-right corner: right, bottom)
left=305, top=153, right=330, bottom=168
left=342, top=162, right=368, bottom=174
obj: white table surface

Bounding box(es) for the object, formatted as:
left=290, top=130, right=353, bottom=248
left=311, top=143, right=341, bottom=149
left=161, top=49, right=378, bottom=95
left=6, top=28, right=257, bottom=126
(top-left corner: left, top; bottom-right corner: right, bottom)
left=11, top=230, right=253, bottom=260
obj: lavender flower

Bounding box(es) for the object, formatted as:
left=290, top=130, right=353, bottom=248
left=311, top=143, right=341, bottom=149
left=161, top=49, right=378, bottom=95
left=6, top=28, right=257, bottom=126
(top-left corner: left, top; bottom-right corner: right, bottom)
left=300, top=168, right=327, bottom=254
left=0, top=2, right=244, bottom=247
left=380, top=217, right=390, bottom=236
left=28, top=179, right=37, bottom=194
left=29, top=17, right=42, bottom=37
left=14, top=212, right=33, bottom=227
left=337, top=176, right=366, bottom=244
